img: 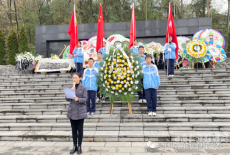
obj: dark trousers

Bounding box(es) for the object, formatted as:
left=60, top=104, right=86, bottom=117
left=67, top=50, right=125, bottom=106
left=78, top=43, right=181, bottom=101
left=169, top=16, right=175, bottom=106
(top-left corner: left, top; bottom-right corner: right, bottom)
left=86, top=90, right=96, bottom=113
left=70, top=119, right=84, bottom=146
left=138, top=78, right=145, bottom=100
left=145, top=88, right=157, bottom=112
left=75, top=63, right=83, bottom=77
left=97, top=88, right=103, bottom=99
left=166, top=59, right=175, bottom=75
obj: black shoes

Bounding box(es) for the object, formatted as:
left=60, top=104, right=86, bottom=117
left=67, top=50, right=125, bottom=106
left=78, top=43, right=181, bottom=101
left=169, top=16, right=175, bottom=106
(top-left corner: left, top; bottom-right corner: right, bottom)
left=77, top=146, right=82, bottom=154
left=70, top=145, right=77, bottom=154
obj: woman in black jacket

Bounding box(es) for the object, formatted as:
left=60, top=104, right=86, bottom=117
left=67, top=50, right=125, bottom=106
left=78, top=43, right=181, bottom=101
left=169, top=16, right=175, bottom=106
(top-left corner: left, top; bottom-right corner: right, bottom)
left=65, top=73, right=88, bottom=154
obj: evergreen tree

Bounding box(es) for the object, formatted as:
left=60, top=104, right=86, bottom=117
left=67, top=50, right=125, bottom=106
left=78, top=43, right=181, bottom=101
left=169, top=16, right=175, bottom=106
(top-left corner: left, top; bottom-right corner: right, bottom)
left=19, top=26, right=30, bottom=52
left=228, top=33, right=230, bottom=57
left=7, top=31, right=19, bottom=65
left=0, top=29, right=6, bottom=65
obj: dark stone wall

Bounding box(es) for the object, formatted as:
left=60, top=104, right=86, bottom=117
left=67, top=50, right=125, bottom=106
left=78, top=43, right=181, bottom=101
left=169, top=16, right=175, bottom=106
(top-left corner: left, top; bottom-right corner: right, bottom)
left=35, top=17, right=211, bottom=57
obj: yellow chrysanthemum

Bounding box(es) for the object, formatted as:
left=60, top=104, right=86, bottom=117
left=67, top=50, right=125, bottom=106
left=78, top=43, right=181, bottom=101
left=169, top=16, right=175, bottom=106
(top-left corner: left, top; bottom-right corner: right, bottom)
left=117, top=56, right=120, bottom=59
left=131, top=62, right=133, bottom=65
left=128, top=84, right=131, bottom=87
left=108, top=62, right=111, bottom=65
left=113, top=74, right=115, bottom=77
left=111, top=86, right=114, bottom=89
left=105, top=74, right=108, bottom=77
left=122, top=88, right=124, bottom=91
left=107, top=82, right=110, bottom=85
left=121, top=68, right=124, bottom=70
left=123, top=56, right=126, bottom=59
left=118, top=77, right=121, bottom=80
left=124, top=62, right=127, bottom=65
left=119, top=60, right=122, bottom=63
left=127, top=67, right=130, bottom=70
left=114, top=61, right=116, bottom=64
left=119, top=84, right=122, bottom=88
left=118, top=64, right=121, bottom=67
left=105, top=67, right=108, bottom=70
left=114, top=82, right=117, bottom=84
left=127, top=74, right=130, bottom=77
left=121, top=71, right=124, bottom=74
left=124, top=70, right=127, bottom=73
left=123, top=75, right=126, bottom=78
left=108, top=79, right=112, bottom=82
left=124, top=80, right=127, bottom=83
left=114, top=68, right=117, bottom=70
left=130, top=77, right=133, bottom=80
left=116, top=87, right=119, bottom=90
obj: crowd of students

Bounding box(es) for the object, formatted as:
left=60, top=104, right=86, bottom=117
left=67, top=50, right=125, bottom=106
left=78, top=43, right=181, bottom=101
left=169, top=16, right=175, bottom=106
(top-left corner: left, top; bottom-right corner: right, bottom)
left=67, top=38, right=176, bottom=154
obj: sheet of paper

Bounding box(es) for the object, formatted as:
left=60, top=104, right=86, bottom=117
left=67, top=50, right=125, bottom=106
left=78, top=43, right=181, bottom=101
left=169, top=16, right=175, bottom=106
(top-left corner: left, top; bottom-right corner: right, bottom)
left=63, top=88, right=76, bottom=99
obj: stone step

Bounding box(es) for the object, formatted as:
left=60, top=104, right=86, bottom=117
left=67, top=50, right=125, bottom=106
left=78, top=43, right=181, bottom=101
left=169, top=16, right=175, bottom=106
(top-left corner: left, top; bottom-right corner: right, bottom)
left=1, top=90, right=230, bottom=98
left=1, top=94, right=230, bottom=103
left=0, top=100, right=229, bottom=107
left=0, top=106, right=229, bottom=115
left=0, top=130, right=228, bottom=142
left=0, top=122, right=229, bottom=131
left=1, top=88, right=230, bottom=94
left=0, top=114, right=229, bottom=123
left=1, top=78, right=230, bottom=85
left=1, top=83, right=230, bottom=89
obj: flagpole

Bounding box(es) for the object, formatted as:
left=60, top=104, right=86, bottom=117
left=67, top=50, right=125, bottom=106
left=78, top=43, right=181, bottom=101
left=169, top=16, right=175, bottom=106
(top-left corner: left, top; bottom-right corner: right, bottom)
left=167, top=3, right=170, bottom=77
left=74, top=1, right=76, bottom=48
left=132, top=4, right=134, bottom=53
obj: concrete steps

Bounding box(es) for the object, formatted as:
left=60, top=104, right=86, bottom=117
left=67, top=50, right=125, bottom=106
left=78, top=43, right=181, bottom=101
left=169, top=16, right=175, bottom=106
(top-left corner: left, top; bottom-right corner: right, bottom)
left=0, top=68, right=230, bottom=143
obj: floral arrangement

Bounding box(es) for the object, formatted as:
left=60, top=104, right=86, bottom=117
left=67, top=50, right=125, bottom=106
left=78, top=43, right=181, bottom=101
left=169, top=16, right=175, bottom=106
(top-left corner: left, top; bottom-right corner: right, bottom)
left=15, top=52, right=34, bottom=62
left=51, top=54, right=60, bottom=59
left=97, top=44, right=143, bottom=104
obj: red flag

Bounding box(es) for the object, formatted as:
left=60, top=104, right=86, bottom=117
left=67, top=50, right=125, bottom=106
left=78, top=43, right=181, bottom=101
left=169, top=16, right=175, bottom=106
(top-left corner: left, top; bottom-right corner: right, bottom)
left=68, top=5, right=78, bottom=55
left=129, top=5, right=136, bottom=49
left=166, top=3, right=179, bottom=60
left=96, top=4, right=104, bottom=52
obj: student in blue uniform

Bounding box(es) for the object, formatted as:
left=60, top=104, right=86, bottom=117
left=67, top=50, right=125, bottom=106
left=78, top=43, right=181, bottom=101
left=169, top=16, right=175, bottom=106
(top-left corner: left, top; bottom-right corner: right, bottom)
left=142, top=55, right=160, bottom=116
left=164, top=36, right=176, bottom=77
left=94, top=52, right=104, bottom=103
left=82, top=58, right=98, bottom=115
left=98, top=41, right=109, bottom=59
left=130, top=39, right=139, bottom=55
left=137, top=46, right=147, bottom=103
left=73, top=41, right=84, bottom=77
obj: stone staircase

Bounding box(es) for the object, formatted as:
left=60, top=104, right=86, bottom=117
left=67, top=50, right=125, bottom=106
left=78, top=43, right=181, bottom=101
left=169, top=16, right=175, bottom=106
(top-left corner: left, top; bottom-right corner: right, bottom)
left=0, top=68, right=230, bottom=143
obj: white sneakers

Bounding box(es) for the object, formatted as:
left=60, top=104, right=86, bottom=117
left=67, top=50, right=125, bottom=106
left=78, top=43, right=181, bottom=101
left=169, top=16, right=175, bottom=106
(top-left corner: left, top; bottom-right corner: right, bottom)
left=96, top=98, right=100, bottom=103
left=91, top=112, right=94, bottom=115
left=87, top=112, right=95, bottom=116
left=148, top=112, right=156, bottom=116
left=148, top=112, right=152, bottom=116
left=139, top=99, right=147, bottom=103
left=87, top=112, right=90, bottom=115
left=168, top=75, right=175, bottom=77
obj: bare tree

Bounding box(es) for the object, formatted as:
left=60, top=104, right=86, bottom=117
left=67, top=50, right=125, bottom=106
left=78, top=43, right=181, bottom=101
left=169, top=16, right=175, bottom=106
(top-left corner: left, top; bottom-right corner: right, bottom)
left=14, top=0, right=19, bottom=37
left=181, top=0, right=183, bottom=18
left=103, top=0, right=107, bottom=22
left=207, top=0, right=210, bottom=17
left=228, top=0, right=230, bottom=32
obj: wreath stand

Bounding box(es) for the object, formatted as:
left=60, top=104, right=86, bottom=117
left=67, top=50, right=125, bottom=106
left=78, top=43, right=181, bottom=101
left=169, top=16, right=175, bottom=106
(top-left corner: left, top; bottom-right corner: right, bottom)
left=110, top=102, right=132, bottom=115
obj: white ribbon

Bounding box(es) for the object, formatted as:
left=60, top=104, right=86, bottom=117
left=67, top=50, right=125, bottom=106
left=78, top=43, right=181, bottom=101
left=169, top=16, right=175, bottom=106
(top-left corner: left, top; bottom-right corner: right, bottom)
left=109, top=47, right=132, bottom=74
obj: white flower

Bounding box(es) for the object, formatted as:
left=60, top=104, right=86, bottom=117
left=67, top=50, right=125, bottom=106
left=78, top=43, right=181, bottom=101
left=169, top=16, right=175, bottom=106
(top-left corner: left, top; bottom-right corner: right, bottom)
left=127, top=70, right=131, bottom=73
left=130, top=56, right=133, bottom=59
left=135, top=86, right=138, bottom=90
left=134, top=68, right=137, bottom=71
left=121, top=81, right=124, bottom=84
left=121, top=64, right=124, bottom=67
left=103, top=84, right=105, bottom=87
left=119, top=90, right=122, bottom=93
left=100, top=73, right=103, bottom=76
left=124, top=92, right=127, bottom=95
left=121, top=76, right=124, bottom=79
left=117, top=80, right=120, bottom=83
left=111, top=91, right=114, bottom=94
left=116, top=84, right=119, bottom=87
left=111, top=80, right=113, bottom=83
left=137, top=72, right=139, bottom=75
left=115, top=93, right=118, bottom=95
left=128, top=88, right=132, bottom=91
left=127, top=77, right=130, bottom=80
left=135, top=81, right=139, bottom=84
left=135, top=75, right=138, bottom=78
left=124, top=85, right=127, bottom=88
left=132, top=60, right=134, bottom=63
left=124, top=67, right=126, bottom=70
left=108, top=75, right=111, bottom=78
left=131, top=92, right=134, bottom=94
left=137, top=65, right=139, bottom=69
left=122, top=60, right=125, bottom=63
left=114, top=59, right=117, bottom=61
left=136, top=61, right=139, bottom=64
left=104, top=76, right=107, bottom=79
left=123, top=72, right=127, bottom=75
left=132, top=74, right=135, bottom=78
left=131, top=81, right=134, bottom=84
left=105, top=80, right=107, bottom=83
left=105, top=70, right=107, bottom=73
left=126, top=81, right=129, bottom=84
left=106, top=88, right=108, bottom=91
left=107, top=86, right=110, bottom=88
left=114, top=77, right=117, bottom=80
left=112, top=87, right=115, bottom=90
